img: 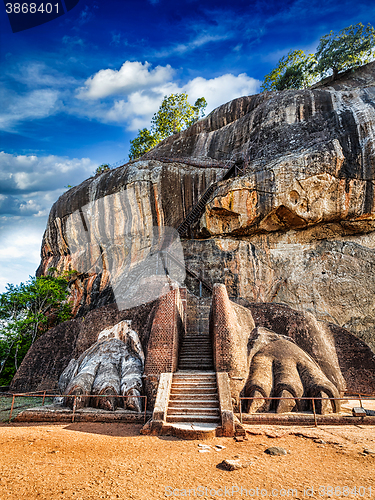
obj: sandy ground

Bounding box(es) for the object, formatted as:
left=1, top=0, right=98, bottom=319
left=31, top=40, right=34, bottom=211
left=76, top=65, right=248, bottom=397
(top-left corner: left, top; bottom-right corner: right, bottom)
left=0, top=422, right=374, bottom=500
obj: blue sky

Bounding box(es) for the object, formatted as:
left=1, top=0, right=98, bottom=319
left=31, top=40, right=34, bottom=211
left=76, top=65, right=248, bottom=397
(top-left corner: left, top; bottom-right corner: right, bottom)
left=1, top=0, right=375, bottom=291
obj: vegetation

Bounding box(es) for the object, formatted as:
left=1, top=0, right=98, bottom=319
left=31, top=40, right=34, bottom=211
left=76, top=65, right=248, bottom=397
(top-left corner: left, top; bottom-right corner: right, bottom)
left=129, top=93, right=207, bottom=160
left=0, top=271, right=73, bottom=385
left=262, top=23, right=375, bottom=91
left=129, top=128, right=159, bottom=161
left=94, top=163, right=111, bottom=175
left=315, top=23, right=375, bottom=80
left=261, top=50, right=317, bottom=91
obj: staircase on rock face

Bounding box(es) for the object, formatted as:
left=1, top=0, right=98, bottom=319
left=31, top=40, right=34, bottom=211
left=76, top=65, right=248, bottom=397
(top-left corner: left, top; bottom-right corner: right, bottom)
left=166, top=297, right=220, bottom=426
left=177, top=163, right=237, bottom=238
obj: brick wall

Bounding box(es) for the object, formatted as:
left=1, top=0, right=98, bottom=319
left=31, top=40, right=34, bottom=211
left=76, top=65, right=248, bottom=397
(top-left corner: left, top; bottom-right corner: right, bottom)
left=144, top=286, right=186, bottom=408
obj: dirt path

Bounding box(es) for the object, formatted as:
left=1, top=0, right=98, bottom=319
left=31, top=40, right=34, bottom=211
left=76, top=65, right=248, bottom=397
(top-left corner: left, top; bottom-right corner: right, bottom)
left=0, top=423, right=374, bottom=500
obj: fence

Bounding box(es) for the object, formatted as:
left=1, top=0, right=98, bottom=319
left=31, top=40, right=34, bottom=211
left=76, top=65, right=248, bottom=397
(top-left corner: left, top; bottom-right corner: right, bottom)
left=0, top=391, right=148, bottom=424
left=239, top=394, right=375, bottom=426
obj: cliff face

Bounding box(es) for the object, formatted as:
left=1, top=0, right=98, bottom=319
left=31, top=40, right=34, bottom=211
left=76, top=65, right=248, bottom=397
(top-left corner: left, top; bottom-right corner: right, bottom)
left=37, top=62, right=375, bottom=351
left=38, top=161, right=221, bottom=315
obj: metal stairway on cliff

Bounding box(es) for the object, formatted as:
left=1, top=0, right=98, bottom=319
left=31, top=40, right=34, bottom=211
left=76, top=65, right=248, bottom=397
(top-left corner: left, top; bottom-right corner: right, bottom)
left=176, top=162, right=238, bottom=237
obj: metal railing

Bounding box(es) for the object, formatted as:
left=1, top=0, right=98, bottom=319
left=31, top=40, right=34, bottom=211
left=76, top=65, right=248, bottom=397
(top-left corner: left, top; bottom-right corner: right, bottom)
left=239, top=394, right=375, bottom=427
left=0, top=391, right=148, bottom=424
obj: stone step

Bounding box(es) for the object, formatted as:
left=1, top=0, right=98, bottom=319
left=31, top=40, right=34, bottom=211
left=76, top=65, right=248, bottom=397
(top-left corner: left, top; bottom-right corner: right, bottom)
left=171, top=378, right=216, bottom=383
left=166, top=414, right=220, bottom=423
left=180, top=349, right=211, bottom=354
left=181, top=348, right=211, bottom=351
left=183, top=334, right=211, bottom=338
left=180, top=345, right=211, bottom=349
left=167, top=408, right=220, bottom=416
left=179, top=354, right=213, bottom=358
left=182, top=341, right=211, bottom=345
left=180, top=345, right=212, bottom=349
left=181, top=340, right=211, bottom=343
left=179, top=350, right=212, bottom=354
left=170, top=387, right=217, bottom=395
left=168, top=399, right=219, bottom=413
left=174, top=371, right=216, bottom=376
left=171, top=383, right=217, bottom=389
left=169, top=394, right=218, bottom=401
left=178, top=363, right=214, bottom=368
left=180, top=348, right=212, bottom=352
left=179, top=362, right=214, bottom=367
left=178, top=367, right=214, bottom=371
left=179, top=355, right=213, bottom=359
left=179, top=355, right=212, bottom=359
left=168, top=400, right=219, bottom=407
left=178, top=366, right=214, bottom=371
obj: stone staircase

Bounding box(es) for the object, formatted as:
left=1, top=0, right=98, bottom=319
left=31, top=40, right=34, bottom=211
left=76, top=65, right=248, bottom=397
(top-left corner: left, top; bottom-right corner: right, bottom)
left=178, top=333, right=214, bottom=370
left=166, top=297, right=220, bottom=426
left=179, top=297, right=213, bottom=370
left=176, top=163, right=237, bottom=237
left=143, top=293, right=235, bottom=438
left=166, top=372, right=220, bottom=424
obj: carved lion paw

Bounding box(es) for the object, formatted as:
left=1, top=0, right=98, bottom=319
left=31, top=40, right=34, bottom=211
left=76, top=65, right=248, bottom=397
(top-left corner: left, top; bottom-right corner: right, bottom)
left=243, top=329, right=340, bottom=414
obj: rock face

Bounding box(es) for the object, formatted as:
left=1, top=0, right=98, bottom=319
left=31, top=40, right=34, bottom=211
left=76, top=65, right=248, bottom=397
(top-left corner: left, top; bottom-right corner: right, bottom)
left=17, top=62, right=375, bottom=399
left=37, top=161, right=220, bottom=316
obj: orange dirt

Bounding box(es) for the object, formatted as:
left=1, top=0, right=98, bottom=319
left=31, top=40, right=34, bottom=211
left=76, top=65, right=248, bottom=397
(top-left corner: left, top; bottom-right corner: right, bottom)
left=0, top=423, right=374, bottom=500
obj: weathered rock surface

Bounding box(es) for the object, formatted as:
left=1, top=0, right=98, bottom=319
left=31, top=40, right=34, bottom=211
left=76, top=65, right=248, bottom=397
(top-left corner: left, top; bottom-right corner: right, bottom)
left=13, top=62, right=375, bottom=400
left=37, top=161, right=220, bottom=316
left=218, top=459, right=251, bottom=471
left=210, top=284, right=375, bottom=408
left=32, top=62, right=375, bottom=355
left=60, top=320, right=144, bottom=412
left=264, top=447, right=287, bottom=456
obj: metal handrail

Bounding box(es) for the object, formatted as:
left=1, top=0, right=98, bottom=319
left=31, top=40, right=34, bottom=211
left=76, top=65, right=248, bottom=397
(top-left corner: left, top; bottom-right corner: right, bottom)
left=1, top=392, right=148, bottom=424
left=239, top=395, right=375, bottom=427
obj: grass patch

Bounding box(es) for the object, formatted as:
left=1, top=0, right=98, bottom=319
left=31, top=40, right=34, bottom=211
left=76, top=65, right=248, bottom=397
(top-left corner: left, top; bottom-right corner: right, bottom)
left=0, top=395, right=54, bottom=422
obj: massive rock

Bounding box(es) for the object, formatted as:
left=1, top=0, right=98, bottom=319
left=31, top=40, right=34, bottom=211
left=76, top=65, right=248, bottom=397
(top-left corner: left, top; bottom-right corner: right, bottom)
left=10, top=301, right=156, bottom=393
left=18, top=62, right=375, bottom=399
left=37, top=161, right=220, bottom=316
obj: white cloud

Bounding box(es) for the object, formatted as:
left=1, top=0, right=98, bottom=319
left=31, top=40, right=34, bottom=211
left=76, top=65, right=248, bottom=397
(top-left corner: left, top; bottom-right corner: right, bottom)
left=0, top=153, right=99, bottom=289
left=0, top=194, right=44, bottom=216
left=0, top=216, right=47, bottom=292
left=74, top=61, right=261, bottom=131
left=0, top=88, right=61, bottom=131
left=77, top=61, right=175, bottom=100
left=156, top=33, right=232, bottom=58
left=0, top=152, right=96, bottom=194
left=183, top=74, right=260, bottom=114
left=11, top=62, right=79, bottom=89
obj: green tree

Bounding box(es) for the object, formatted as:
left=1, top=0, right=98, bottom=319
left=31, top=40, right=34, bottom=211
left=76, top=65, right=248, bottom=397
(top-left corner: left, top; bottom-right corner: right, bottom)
left=315, top=23, right=375, bottom=80
left=0, top=272, right=72, bottom=385
left=129, top=93, right=207, bottom=160
left=129, top=128, right=159, bottom=161
left=94, top=163, right=111, bottom=176
left=261, top=50, right=317, bottom=91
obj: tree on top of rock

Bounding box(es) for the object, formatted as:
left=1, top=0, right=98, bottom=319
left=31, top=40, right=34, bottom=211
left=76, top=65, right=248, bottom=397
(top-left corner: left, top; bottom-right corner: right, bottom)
left=129, top=93, right=207, bottom=160
left=261, top=23, right=375, bottom=91
left=315, top=23, right=375, bottom=80
left=261, top=50, right=317, bottom=92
